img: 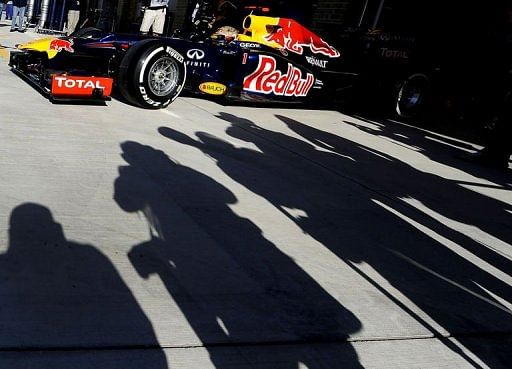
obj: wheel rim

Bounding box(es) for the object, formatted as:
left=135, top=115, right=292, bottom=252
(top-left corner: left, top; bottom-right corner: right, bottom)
left=148, top=56, right=179, bottom=97
left=399, top=81, right=423, bottom=109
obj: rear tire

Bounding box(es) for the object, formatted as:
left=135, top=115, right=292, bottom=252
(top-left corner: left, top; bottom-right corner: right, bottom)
left=118, top=40, right=186, bottom=109
left=395, top=73, right=429, bottom=118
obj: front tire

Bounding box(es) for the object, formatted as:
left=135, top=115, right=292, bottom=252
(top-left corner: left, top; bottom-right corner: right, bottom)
left=118, top=40, right=186, bottom=109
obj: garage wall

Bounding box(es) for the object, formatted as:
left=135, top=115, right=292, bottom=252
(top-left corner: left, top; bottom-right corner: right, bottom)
left=174, top=0, right=190, bottom=28
left=312, top=0, right=354, bottom=30
left=171, top=0, right=360, bottom=31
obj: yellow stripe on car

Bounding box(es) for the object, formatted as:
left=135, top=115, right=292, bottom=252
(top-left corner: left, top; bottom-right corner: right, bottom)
left=17, top=37, right=60, bottom=59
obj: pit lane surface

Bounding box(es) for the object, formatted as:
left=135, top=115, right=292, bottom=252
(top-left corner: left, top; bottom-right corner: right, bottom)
left=1, top=23, right=512, bottom=368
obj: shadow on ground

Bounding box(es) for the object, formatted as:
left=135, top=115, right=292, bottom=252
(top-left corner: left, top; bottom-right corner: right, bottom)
left=156, top=112, right=512, bottom=368
left=344, top=113, right=511, bottom=184
left=0, top=203, right=168, bottom=368
left=114, top=141, right=364, bottom=368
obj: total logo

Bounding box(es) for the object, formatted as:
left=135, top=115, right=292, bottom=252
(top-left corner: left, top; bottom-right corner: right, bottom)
left=54, top=76, right=106, bottom=89
left=51, top=76, right=113, bottom=97
left=243, top=55, right=314, bottom=97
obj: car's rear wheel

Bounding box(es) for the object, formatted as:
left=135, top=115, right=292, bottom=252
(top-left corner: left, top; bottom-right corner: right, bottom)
left=395, top=73, right=429, bottom=118
left=118, top=40, right=186, bottom=109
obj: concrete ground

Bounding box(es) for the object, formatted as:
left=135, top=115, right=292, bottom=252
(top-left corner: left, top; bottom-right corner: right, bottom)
left=1, top=22, right=511, bottom=369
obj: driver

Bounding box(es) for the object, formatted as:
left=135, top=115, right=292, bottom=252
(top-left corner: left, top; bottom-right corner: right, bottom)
left=211, top=0, right=240, bottom=41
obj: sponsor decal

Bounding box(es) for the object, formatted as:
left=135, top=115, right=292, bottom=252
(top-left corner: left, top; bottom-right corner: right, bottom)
left=51, top=76, right=113, bottom=97
left=380, top=48, right=409, bottom=60
left=186, top=48, right=210, bottom=67
left=166, top=46, right=184, bottom=63
left=139, top=86, right=163, bottom=107
left=199, top=82, right=227, bottom=95
left=186, top=60, right=211, bottom=68
left=186, top=48, right=205, bottom=60
left=238, top=42, right=261, bottom=49
left=378, top=33, right=415, bottom=43
left=305, top=56, right=328, bottom=68
left=264, top=18, right=339, bottom=58
left=242, top=53, right=248, bottom=64
left=221, top=49, right=238, bottom=56
left=243, top=55, right=314, bottom=97
left=49, top=39, right=74, bottom=53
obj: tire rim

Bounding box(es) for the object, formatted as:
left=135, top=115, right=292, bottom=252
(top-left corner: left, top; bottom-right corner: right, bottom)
left=399, top=81, right=423, bottom=109
left=148, top=56, right=179, bottom=97
left=396, top=75, right=428, bottom=117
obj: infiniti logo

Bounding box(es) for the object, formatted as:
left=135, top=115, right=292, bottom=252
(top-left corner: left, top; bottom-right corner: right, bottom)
left=186, top=49, right=205, bottom=60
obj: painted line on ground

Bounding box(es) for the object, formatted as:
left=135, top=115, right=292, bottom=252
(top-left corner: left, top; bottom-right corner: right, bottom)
left=0, top=46, right=8, bottom=59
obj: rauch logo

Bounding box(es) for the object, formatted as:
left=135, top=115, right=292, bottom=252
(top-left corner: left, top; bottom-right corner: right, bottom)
left=199, top=82, right=227, bottom=95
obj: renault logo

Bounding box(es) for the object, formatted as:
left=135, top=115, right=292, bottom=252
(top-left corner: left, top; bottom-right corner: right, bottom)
left=187, top=49, right=205, bottom=60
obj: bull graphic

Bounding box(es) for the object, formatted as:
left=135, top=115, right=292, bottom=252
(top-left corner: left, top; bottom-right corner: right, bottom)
left=264, top=18, right=340, bottom=58
left=239, top=16, right=340, bottom=58
left=49, top=39, right=74, bottom=53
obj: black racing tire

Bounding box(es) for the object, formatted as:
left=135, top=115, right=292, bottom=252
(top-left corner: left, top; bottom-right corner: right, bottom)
left=118, top=40, right=186, bottom=109
left=395, top=73, right=430, bottom=118
left=71, top=27, right=105, bottom=39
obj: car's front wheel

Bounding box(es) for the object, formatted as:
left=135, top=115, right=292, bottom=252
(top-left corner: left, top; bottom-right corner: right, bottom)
left=118, top=40, right=186, bottom=109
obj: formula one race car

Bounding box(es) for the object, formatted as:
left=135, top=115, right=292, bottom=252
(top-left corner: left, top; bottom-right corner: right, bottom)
left=9, top=12, right=343, bottom=109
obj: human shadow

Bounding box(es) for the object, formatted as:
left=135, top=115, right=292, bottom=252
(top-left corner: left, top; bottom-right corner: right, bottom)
left=276, top=114, right=512, bottom=366
left=0, top=203, right=167, bottom=368
left=275, top=114, right=512, bottom=259
left=342, top=116, right=512, bottom=187
left=114, top=141, right=363, bottom=369
left=159, top=113, right=512, bottom=368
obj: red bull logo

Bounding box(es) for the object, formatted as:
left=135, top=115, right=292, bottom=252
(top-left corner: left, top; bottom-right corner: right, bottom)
left=49, top=39, right=74, bottom=53
left=243, top=55, right=315, bottom=97
left=265, top=18, right=339, bottom=58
